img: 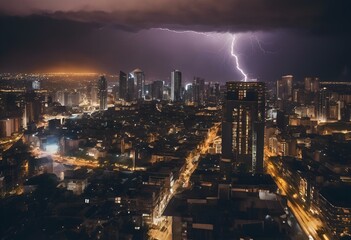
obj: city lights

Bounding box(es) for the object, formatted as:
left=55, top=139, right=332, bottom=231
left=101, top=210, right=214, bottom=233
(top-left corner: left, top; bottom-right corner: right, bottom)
left=1, top=1, right=350, bottom=239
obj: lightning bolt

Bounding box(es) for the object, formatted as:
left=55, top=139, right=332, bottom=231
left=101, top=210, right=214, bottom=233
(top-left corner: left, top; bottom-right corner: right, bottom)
left=154, top=28, right=248, bottom=82
left=154, top=28, right=211, bottom=37
left=250, top=35, right=275, bottom=54
left=230, top=35, right=248, bottom=82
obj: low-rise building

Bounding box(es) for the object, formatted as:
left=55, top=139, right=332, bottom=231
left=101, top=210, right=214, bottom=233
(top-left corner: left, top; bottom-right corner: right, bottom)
left=64, top=168, right=90, bottom=195
left=319, top=183, right=351, bottom=239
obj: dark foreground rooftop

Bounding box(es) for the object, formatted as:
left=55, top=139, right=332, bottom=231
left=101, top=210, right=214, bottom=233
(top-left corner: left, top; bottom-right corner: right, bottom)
left=319, top=183, right=351, bottom=208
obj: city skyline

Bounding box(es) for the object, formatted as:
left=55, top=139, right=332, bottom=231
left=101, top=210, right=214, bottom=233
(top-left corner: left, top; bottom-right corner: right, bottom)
left=1, top=2, right=351, bottom=240
left=2, top=71, right=351, bottom=239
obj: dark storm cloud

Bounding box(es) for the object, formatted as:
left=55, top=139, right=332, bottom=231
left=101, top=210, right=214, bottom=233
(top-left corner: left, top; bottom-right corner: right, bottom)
left=0, top=15, right=102, bottom=72
left=0, top=0, right=350, bottom=34
left=0, top=1, right=350, bottom=82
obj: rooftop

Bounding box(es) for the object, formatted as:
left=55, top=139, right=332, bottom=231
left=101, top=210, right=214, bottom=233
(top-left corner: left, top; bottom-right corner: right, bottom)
left=319, top=183, right=351, bottom=208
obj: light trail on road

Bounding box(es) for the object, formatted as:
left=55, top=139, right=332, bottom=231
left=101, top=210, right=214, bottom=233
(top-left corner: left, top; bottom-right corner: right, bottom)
left=265, top=148, right=326, bottom=240
left=0, top=133, right=24, bottom=152
left=51, top=154, right=99, bottom=168
left=148, top=122, right=220, bottom=240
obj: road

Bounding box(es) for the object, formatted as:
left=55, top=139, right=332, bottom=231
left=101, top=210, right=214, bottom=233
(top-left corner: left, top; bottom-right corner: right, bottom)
left=25, top=122, right=221, bottom=240
left=0, top=133, right=25, bottom=197
left=148, top=122, right=220, bottom=240
left=0, top=133, right=24, bottom=152
left=265, top=148, right=329, bottom=240
left=30, top=146, right=99, bottom=169
left=50, top=154, right=99, bottom=168
left=179, top=122, right=221, bottom=188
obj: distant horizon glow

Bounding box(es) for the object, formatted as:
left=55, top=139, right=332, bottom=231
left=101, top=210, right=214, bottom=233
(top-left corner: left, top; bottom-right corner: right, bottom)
left=0, top=19, right=349, bottom=82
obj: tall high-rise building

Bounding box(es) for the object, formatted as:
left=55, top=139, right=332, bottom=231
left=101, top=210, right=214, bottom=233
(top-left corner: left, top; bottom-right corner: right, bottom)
left=304, top=77, right=319, bottom=93
left=0, top=117, right=20, bottom=138
left=222, top=81, right=265, bottom=173
left=171, top=70, right=182, bottom=102
left=214, top=83, right=220, bottom=98
left=276, top=75, right=293, bottom=101
left=119, top=71, right=127, bottom=100
left=55, top=91, right=64, bottom=106
left=22, top=92, right=43, bottom=125
left=318, top=87, right=330, bottom=122
left=68, top=91, right=80, bottom=107
left=126, top=73, right=135, bottom=102
left=133, top=68, right=145, bottom=99
left=91, top=86, right=98, bottom=106
left=98, top=75, right=107, bottom=110
left=183, top=83, right=193, bottom=104
left=152, top=80, right=164, bottom=100
left=193, top=77, right=205, bottom=105
left=144, top=83, right=152, bottom=99
left=86, top=83, right=92, bottom=103
left=112, top=84, right=118, bottom=100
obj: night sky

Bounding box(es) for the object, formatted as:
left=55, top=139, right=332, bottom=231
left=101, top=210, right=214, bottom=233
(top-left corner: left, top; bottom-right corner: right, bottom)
left=0, top=0, right=350, bottom=83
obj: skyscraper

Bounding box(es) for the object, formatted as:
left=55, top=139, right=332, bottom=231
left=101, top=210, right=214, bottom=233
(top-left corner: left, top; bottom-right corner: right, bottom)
left=119, top=71, right=127, bottom=100
left=68, top=91, right=80, bottom=107
left=171, top=70, right=182, bottom=102
left=222, top=81, right=265, bottom=173
left=23, top=92, right=42, bottom=125
left=276, top=75, right=293, bottom=101
left=98, top=75, right=107, bottom=110
left=318, top=87, right=330, bottom=122
left=152, top=80, right=164, bottom=100
left=126, top=73, right=135, bottom=102
left=193, top=77, right=205, bottom=105
left=183, top=83, right=193, bottom=104
left=304, top=77, right=319, bottom=93
left=144, top=83, right=152, bottom=99
left=91, top=86, right=98, bottom=106
left=133, top=68, right=145, bottom=99
left=86, top=83, right=92, bottom=103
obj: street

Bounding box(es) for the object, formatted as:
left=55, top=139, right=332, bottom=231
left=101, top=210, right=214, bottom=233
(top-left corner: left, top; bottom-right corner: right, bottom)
left=265, top=148, right=329, bottom=240
left=148, top=122, right=220, bottom=240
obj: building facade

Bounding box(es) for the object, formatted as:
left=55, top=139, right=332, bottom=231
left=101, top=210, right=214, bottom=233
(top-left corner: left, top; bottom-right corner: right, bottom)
left=277, top=75, right=293, bottom=101
left=133, top=68, right=145, bottom=100
left=98, top=75, right=107, bottom=110
left=127, top=73, right=135, bottom=102
left=171, top=70, right=182, bottom=102
left=222, top=81, right=265, bottom=173
left=119, top=71, right=127, bottom=101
